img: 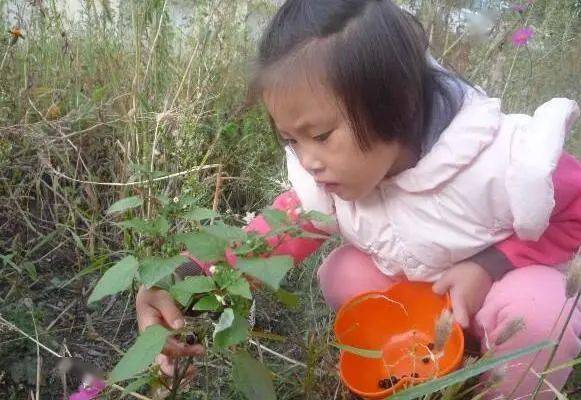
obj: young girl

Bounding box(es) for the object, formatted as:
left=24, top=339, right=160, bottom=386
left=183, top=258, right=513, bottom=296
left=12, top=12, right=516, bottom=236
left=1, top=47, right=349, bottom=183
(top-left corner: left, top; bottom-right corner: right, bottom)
left=136, top=0, right=581, bottom=398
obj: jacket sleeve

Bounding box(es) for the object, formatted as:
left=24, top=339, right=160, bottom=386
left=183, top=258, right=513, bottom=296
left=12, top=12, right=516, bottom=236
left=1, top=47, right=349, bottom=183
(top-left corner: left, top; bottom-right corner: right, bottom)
left=496, top=152, right=581, bottom=268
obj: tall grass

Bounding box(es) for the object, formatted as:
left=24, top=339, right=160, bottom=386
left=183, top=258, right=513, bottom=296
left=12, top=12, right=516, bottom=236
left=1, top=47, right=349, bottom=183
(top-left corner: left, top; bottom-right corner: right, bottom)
left=0, top=0, right=283, bottom=264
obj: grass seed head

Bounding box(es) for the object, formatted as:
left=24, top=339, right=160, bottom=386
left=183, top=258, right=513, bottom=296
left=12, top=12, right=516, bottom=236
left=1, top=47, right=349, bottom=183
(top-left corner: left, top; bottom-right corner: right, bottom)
left=434, top=309, right=454, bottom=352
left=494, top=318, right=525, bottom=347
left=565, top=252, right=581, bottom=298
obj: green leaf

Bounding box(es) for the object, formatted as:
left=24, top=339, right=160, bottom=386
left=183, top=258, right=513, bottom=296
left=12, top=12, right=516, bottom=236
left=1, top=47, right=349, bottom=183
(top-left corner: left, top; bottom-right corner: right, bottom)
left=223, top=121, right=238, bottom=137
left=232, top=350, right=276, bottom=400
left=91, top=86, right=105, bottom=102
left=176, top=196, right=199, bottom=208
left=170, top=276, right=216, bottom=307
left=89, top=255, right=138, bottom=303
left=213, top=308, right=250, bottom=347
left=120, top=375, right=152, bottom=398
left=203, top=224, right=247, bottom=242
left=106, top=196, right=143, bottom=214
left=183, top=207, right=220, bottom=221
left=226, top=277, right=252, bottom=300
left=193, top=295, right=221, bottom=311
left=262, top=209, right=288, bottom=229
left=237, top=256, right=293, bottom=290
left=332, top=342, right=383, bottom=359
left=213, top=264, right=241, bottom=288
left=109, top=325, right=170, bottom=383
left=175, top=231, right=227, bottom=262
left=303, top=210, right=335, bottom=225
left=22, top=261, right=37, bottom=281
left=215, top=308, right=234, bottom=331
left=275, top=289, right=299, bottom=309
left=119, top=216, right=169, bottom=236
left=389, top=341, right=555, bottom=400
left=139, top=255, right=187, bottom=287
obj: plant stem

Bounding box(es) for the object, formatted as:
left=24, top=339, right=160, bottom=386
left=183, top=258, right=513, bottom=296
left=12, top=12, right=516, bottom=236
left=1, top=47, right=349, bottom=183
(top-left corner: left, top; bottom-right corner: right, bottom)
left=169, top=356, right=194, bottom=399
left=530, top=291, right=581, bottom=400
left=169, top=357, right=181, bottom=399
left=0, top=46, right=10, bottom=73
left=501, top=46, right=521, bottom=101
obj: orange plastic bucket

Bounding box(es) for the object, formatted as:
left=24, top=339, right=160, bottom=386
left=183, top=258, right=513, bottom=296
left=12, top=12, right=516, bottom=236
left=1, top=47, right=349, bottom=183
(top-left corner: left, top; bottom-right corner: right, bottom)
left=334, top=282, right=464, bottom=399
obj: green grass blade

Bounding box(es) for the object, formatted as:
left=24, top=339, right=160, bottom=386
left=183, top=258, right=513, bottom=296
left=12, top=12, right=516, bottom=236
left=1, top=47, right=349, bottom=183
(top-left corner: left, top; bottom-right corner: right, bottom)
left=389, top=341, right=555, bottom=400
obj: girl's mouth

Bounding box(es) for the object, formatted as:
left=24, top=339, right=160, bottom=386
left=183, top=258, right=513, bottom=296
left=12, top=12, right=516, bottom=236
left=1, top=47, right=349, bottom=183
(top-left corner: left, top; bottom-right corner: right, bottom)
left=323, top=183, right=340, bottom=192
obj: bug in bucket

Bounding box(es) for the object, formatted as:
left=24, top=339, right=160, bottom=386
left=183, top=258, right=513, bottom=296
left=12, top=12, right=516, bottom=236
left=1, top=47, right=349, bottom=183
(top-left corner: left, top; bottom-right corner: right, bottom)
left=334, top=281, right=465, bottom=399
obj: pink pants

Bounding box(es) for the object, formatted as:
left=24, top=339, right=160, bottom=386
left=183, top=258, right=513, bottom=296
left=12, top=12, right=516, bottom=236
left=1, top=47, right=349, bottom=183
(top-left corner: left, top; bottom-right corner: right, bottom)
left=318, top=245, right=581, bottom=399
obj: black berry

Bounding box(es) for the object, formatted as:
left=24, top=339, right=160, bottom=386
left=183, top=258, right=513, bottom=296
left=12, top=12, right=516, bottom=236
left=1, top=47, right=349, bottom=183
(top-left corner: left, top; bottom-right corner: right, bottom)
left=422, top=356, right=431, bottom=364
left=427, top=342, right=434, bottom=350
left=378, top=376, right=399, bottom=389
left=185, top=333, right=197, bottom=345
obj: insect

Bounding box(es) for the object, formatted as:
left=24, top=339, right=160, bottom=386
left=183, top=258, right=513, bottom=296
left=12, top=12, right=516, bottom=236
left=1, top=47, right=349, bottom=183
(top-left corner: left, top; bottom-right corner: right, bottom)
left=8, top=26, right=24, bottom=45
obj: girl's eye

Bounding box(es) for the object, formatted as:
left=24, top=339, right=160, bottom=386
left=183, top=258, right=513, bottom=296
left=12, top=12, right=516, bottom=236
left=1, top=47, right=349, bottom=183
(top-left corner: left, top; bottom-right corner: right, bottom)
left=281, top=137, right=297, bottom=145
left=314, top=130, right=333, bottom=142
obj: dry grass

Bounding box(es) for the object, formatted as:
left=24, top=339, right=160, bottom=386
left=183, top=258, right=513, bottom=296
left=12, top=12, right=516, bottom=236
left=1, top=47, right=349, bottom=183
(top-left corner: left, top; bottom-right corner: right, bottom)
left=0, top=0, right=579, bottom=398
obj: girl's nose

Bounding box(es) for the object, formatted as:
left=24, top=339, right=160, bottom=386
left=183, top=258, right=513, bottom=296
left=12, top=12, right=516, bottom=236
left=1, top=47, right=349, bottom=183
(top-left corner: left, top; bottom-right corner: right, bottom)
left=299, top=150, right=325, bottom=176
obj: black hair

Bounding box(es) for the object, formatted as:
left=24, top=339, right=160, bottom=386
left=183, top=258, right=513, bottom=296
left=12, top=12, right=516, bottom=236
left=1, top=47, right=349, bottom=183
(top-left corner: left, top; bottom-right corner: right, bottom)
left=248, top=0, right=472, bottom=153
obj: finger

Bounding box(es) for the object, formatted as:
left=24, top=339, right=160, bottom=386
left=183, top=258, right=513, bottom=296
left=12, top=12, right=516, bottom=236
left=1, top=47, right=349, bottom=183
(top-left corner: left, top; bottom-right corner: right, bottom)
left=432, top=274, right=452, bottom=295
left=152, top=291, right=185, bottom=330
left=138, top=306, right=163, bottom=332
left=162, top=337, right=205, bottom=357
left=450, top=292, right=470, bottom=328
left=183, top=365, right=198, bottom=379
left=156, top=354, right=176, bottom=377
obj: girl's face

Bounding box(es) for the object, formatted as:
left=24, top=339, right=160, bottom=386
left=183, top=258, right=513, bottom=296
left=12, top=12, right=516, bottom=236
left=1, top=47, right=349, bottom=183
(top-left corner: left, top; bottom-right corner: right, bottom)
left=263, top=79, right=411, bottom=201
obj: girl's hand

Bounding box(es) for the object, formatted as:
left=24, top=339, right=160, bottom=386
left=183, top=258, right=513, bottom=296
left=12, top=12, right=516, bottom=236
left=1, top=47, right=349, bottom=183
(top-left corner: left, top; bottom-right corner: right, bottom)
left=432, top=261, right=493, bottom=328
left=136, top=286, right=204, bottom=376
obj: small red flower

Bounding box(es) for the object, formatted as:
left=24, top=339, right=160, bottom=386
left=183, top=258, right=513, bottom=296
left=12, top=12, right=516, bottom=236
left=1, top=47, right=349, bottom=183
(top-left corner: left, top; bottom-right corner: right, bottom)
left=512, top=26, right=534, bottom=47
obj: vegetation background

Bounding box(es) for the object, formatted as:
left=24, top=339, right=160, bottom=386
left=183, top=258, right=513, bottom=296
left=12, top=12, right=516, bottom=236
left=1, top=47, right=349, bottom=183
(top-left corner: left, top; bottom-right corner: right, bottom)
left=0, top=0, right=579, bottom=398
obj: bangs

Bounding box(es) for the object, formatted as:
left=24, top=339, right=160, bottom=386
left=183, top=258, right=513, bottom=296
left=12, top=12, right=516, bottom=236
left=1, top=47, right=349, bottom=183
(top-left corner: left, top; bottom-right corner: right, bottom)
left=248, top=0, right=469, bottom=152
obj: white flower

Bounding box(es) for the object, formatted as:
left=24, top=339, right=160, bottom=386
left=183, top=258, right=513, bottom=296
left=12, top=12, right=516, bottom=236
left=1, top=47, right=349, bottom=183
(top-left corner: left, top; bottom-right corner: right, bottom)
left=173, top=197, right=179, bottom=203
left=271, top=178, right=291, bottom=191
left=242, top=211, right=256, bottom=224
left=208, top=265, right=217, bottom=275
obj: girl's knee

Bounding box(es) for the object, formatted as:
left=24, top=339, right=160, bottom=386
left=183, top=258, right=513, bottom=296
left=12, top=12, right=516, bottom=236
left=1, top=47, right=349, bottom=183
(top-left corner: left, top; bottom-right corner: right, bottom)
left=476, top=265, right=581, bottom=352
left=317, top=245, right=368, bottom=281
left=317, top=245, right=395, bottom=310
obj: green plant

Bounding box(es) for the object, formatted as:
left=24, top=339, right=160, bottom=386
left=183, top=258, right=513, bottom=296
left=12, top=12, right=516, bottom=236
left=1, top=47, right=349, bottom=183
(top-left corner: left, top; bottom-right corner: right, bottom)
left=88, top=191, right=332, bottom=399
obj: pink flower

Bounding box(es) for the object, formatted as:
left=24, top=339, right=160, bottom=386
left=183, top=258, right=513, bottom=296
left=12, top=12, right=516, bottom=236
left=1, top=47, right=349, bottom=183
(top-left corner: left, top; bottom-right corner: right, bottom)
left=69, top=377, right=106, bottom=400
left=512, top=26, right=534, bottom=47
left=511, top=3, right=527, bottom=12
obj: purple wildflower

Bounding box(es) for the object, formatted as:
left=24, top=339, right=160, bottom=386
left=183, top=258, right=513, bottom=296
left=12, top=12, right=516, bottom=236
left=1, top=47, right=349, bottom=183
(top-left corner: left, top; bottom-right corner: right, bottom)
left=511, top=3, right=527, bottom=13
left=69, top=377, right=106, bottom=400
left=512, top=26, right=534, bottom=47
